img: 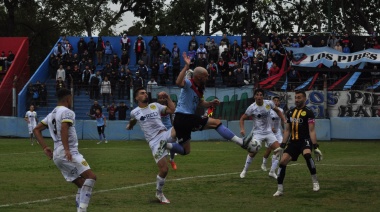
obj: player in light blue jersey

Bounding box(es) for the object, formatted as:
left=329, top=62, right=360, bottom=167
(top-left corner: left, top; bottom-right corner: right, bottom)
left=87, top=109, right=108, bottom=144
left=173, top=52, right=250, bottom=156
left=33, top=89, right=97, bottom=212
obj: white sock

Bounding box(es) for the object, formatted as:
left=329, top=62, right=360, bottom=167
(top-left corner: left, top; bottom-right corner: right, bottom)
left=156, top=175, right=165, bottom=194
left=76, top=188, right=81, bottom=209
left=243, top=154, right=254, bottom=171
left=278, top=184, right=283, bottom=191
left=231, top=136, right=243, bottom=146
left=270, top=154, right=279, bottom=173
left=312, top=174, right=318, bottom=183
left=262, top=157, right=267, bottom=165
left=79, top=179, right=95, bottom=210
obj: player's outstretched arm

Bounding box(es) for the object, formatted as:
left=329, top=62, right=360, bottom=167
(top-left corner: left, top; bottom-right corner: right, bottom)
left=239, top=114, right=249, bottom=136
left=33, top=122, right=53, bottom=160
left=126, top=119, right=137, bottom=130
left=176, top=52, right=191, bottom=87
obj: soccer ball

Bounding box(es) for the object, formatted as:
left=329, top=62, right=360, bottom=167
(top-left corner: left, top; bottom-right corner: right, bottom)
left=247, top=139, right=262, bottom=153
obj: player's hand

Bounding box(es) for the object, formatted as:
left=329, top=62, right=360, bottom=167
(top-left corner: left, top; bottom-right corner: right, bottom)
left=314, top=147, right=323, bottom=161
left=182, top=52, right=191, bottom=66
left=240, top=129, right=245, bottom=137
left=126, top=124, right=132, bottom=130
left=43, top=147, right=53, bottom=160
left=211, top=99, right=220, bottom=106
left=158, top=91, right=169, bottom=99
left=65, top=149, right=72, bottom=162
left=272, top=128, right=277, bottom=133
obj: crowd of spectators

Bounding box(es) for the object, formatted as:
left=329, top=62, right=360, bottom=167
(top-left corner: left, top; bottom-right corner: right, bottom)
left=26, top=80, right=47, bottom=108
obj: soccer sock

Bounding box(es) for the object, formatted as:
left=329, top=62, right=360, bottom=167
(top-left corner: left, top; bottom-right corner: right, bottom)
left=262, top=157, right=267, bottom=165
left=303, top=153, right=317, bottom=175
left=170, top=149, right=175, bottom=161
left=215, top=124, right=236, bottom=140
left=102, top=133, right=106, bottom=139
left=270, top=154, right=279, bottom=173
left=76, top=188, right=81, bottom=209
left=98, top=134, right=102, bottom=141
left=156, top=175, right=165, bottom=194
left=243, top=154, right=254, bottom=171
left=166, top=143, right=185, bottom=155
left=277, top=164, right=287, bottom=184
left=79, top=179, right=96, bottom=210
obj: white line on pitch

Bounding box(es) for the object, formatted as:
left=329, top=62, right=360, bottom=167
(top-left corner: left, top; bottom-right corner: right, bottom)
left=0, top=164, right=300, bottom=208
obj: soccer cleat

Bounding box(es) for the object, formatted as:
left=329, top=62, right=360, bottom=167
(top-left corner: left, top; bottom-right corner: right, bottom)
left=269, top=171, right=278, bottom=179
left=273, top=190, right=283, bottom=197
left=156, top=192, right=170, bottom=204
left=240, top=170, right=246, bottom=178
left=170, top=161, right=177, bottom=170
left=313, top=182, right=320, bottom=192
left=242, top=132, right=253, bottom=149
left=261, top=163, right=267, bottom=171
left=97, top=140, right=103, bottom=144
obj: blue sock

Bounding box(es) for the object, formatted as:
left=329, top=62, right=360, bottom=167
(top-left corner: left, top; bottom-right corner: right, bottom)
left=102, top=134, right=106, bottom=139
left=215, top=124, right=235, bottom=140
left=170, top=149, right=176, bottom=160
left=98, top=134, right=102, bottom=141
left=170, top=143, right=185, bottom=155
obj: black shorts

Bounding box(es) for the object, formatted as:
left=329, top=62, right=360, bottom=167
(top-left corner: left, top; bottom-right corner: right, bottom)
left=284, top=138, right=312, bottom=161
left=97, top=125, right=105, bottom=134
left=173, top=113, right=208, bottom=144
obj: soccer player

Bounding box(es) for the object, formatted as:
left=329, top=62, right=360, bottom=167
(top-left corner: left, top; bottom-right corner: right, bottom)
left=25, top=105, right=38, bottom=145
left=173, top=52, right=250, bottom=156
left=87, top=109, right=108, bottom=144
left=126, top=88, right=184, bottom=204
left=239, top=89, right=286, bottom=179
left=33, top=88, right=97, bottom=212
left=261, top=96, right=284, bottom=172
left=157, top=93, right=177, bottom=170
left=273, top=90, right=323, bottom=197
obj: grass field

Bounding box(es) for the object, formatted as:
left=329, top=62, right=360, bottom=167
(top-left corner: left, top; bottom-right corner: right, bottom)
left=0, top=139, right=379, bottom=212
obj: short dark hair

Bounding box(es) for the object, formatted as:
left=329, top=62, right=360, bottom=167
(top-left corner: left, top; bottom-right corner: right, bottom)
left=254, top=88, right=265, bottom=96
left=272, top=96, right=280, bottom=100
left=57, top=88, right=71, bottom=101
left=133, top=87, right=145, bottom=99
left=295, top=90, right=306, bottom=97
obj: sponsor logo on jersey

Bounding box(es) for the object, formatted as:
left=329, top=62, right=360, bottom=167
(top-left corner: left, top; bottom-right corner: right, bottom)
left=81, top=160, right=89, bottom=166
left=301, top=111, right=307, bottom=116
left=290, top=117, right=304, bottom=123
left=266, top=104, right=270, bottom=110
left=150, top=104, right=157, bottom=110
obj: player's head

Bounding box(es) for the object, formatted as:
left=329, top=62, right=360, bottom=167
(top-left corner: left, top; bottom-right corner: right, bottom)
left=57, top=88, right=72, bottom=108
left=29, top=105, right=35, bottom=111
left=95, top=108, right=101, bottom=114
left=157, top=93, right=168, bottom=106
left=295, top=90, right=307, bottom=108
left=272, top=96, right=280, bottom=107
left=193, top=67, right=208, bottom=86
left=254, top=88, right=265, bottom=105
left=134, top=87, right=148, bottom=104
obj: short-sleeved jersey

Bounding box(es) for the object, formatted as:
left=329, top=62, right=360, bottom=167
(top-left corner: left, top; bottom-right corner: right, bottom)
left=245, top=100, right=276, bottom=135
left=25, top=111, right=37, bottom=126
left=161, top=114, right=172, bottom=130
left=95, top=114, right=105, bottom=126
left=175, top=79, right=202, bottom=114
left=270, top=107, right=284, bottom=132
left=41, top=106, right=78, bottom=152
left=130, top=103, right=167, bottom=142
left=286, top=106, right=315, bottom=141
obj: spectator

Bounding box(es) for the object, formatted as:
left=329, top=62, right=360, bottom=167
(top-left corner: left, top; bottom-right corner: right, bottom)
left=72, top=65, right=82, bottom=96
left=0, top=51, right=6, bottom=69
left=147, top=77, right=158, bottom=102
left=188, top=35, right=198, bottom=51
left=89, top=101, right=102, bottom=120
left=96, top=36, right=105, bottom=65
left=134, top=35, right=146, bottom=65
left=172, top=52, right=181, bottom=85
left=133, top=72, right=144, bottom=88
left=104, top=41, right=113, bottom=65
left=255, top=46, right=266, bottom=60
left=245, top=42, right=255, bottom=60
left=53, top=43, right=65, bottom=57
left=125, top=70, right=133, bottom=100
left=251, top=58, right=262, bottom=81
left=304, top=40, right=313, bottom=47
left=342, top=43, right=350, bottom=53
left=65, top=65, right=73, bottom=90
left=89, top=71, right=102, bottom=100
left=151, top=60, right=159, bottom=80
left=100, top=76, right=111, bottom=107
left=117, top=101, right=129, bottom=120
left=159, top=49, right=170, bottom=64
left=334, top=42, right=342, bottom=52
left=120, top=33, right=131, bottom=52
left=373, top=41, right=380, bottom=49
left=159, top=43, right=171, bottom=58
left=4, top=50, right=15, bottom=71
left=221, top=47, right=231, bottom=62
left=82, top=65, right=92, bottom=95
left=219, top=41, right=228, bottom=58
left=87, top=37, right=97, bottom=61
left=221, top=33, right=230, bottom=49
left=77, top=37, right=87, bottom=59
left=291, top=38, right=300, bottom=48
left=107, top=102, right=117, bottom=120
left=148, top=36, right=160, bottom=64
left=204, top=37, right=212, bottom=52
left=196, top=43, right=208, bottom=68
left=217, top=57, right=228, bottom=83
left=39, top=83, right=47, bottom=107
left=330, top=60, right=342, bottom=80
left=137, top=60, right=149, bottom=82
left=230, top=40, right=241, bottom=55
left=55, top=77, right=66, bottom=96
left=235, top=67, right=245, bottom=87
left=208, top=45, right=219, bottom=63
left=371, top=65, right=379, bottom=85
left=63, top=40, right=74, bottom=55
left=118, top=68, right=127, bottom=99
left=56, top=64, right=66, bottom=82
left=206, top=60, right=218, bottom=87
left=102, top=63, right=113, bottom=79
left=157, top=58, right=167, bottom=85
left=226, top=69, right=236, bottom=87
left=120, top=50, right=130, bottom=71
left=327, top=34, right=339, bottom=49
left=269, top=63, right=280, bottom=77
left=108, top=69, right=119, bottom=100
left=241, top=52, right=251, bottom=80
left=288, top=66, right=302, bottom=88
left=231, top=47, right=243, bottom=63
left=140, top=50, right=150, bottom=67
left=341, top=33, right=354, bottom=52
left=26, top=83, right=35, bottom=108
left=316, top=39, right=326, bottom=47
left=265, top=57, right=274, bottom=77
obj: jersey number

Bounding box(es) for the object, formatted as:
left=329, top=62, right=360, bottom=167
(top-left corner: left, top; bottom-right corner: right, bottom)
left=52, top=119, right=58, bottom=135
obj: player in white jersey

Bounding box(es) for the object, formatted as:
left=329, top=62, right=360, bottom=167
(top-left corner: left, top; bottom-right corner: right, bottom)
left=261, top=96, right=284, bottom=173
left=24, top=105, right=38, bottom=145
left=239, top=89, right=286, bottom=179
left=126, top=87, right=184, bottom=204
left=33, top=89, right=97, bottom=212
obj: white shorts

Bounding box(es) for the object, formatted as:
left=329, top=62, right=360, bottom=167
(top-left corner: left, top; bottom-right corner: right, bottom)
left=53, top=145, right=91, bottom=182
left=149, top=130, right=170, bottom=163
left=28, top=125, right=36, bottom=134
left=273, top=130, right=283, bottom=144
left=252, top=133, right=279, bottom=148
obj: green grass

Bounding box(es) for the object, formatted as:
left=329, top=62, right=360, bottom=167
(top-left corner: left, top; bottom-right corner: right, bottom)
left=0, top=139, right=380, bottom=211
